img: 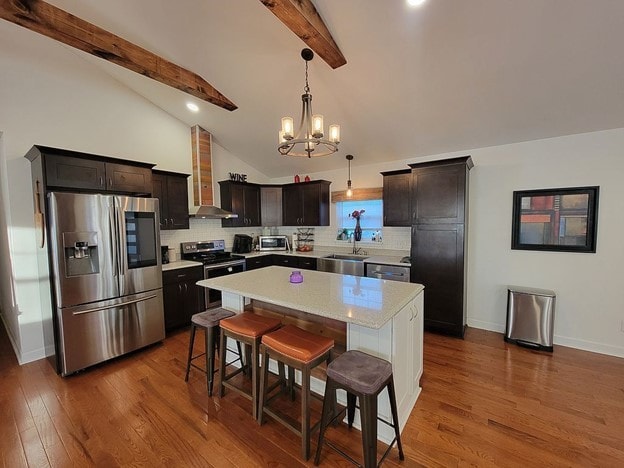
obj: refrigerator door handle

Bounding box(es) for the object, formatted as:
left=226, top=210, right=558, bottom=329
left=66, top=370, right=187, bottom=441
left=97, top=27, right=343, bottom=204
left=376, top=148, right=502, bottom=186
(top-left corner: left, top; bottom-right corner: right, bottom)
left=113, top=197, right=127, bottom=291
left=109, top=203, right=119, bottom=277
left=71, top=294, right=158, bottom=316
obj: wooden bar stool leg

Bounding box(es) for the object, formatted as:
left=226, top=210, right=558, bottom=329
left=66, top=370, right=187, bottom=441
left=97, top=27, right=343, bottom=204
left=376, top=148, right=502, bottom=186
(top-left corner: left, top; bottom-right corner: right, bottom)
left=206, top=326, right=216, bottom=396
left=301, top=366, right=311, bottom=460
left=288, top=366, right=296, bottom=401
left=218, top=328, right=227, bottom=398
left=251, top=337, right=260, bottom=420
left=184, top=324, right=197, bottom=382
left=257, top=345, right=270, bottom=424
left=347, top=392, right=356, bottom=428
left=387, top=378, right=405, bottom=460
left=360, top=395, right=378, bottom=468
left=314, top=378, right=335, bottom=466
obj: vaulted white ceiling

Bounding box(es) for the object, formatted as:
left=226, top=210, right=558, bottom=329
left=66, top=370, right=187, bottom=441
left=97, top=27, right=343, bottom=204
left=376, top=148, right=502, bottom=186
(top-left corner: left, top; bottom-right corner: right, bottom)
left=7, top=0, right=624, bottom=177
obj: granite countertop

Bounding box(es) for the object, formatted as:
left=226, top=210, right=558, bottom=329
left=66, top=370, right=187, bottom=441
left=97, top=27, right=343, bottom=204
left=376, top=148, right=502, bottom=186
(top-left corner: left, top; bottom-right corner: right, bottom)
left=197, top=266, right=424, bottom=329
left=162, top=260, right=203, bottom=272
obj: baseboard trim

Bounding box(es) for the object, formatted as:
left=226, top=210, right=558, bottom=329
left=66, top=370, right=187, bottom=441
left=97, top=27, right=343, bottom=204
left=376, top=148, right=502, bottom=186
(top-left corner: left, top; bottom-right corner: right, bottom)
left=467, top=318, right=624, bottom=358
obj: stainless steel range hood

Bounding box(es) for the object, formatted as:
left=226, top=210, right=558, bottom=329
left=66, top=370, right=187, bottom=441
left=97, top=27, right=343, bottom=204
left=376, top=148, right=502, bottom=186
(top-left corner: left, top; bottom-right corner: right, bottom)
left=192, top=205, right=238, bottom=219
left=190, top=125, right=238, bottom=219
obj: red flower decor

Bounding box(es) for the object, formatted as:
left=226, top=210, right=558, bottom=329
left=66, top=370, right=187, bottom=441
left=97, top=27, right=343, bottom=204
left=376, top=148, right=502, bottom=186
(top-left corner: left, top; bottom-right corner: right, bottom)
left=350, top=209, right=365, bottom=220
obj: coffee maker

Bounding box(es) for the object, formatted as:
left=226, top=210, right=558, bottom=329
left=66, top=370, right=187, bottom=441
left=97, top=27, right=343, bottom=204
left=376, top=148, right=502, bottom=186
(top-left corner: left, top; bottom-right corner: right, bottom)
left=161, top=245, right=169, bottom=264
left=232, top=234, right=253, bottom=253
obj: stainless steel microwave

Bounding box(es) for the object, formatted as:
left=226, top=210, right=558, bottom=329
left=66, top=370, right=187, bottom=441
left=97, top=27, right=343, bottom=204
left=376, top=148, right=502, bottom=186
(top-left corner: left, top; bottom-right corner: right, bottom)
left=258, top=235, right=288, bottom=251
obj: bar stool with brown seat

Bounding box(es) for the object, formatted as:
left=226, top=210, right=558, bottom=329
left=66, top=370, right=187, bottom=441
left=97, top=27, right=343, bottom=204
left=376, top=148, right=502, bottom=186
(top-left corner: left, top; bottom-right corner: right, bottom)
left=218, top=312, right=282, bottom=419
left=184, top=308, right=243, bottom=396
left=257, top=324, right=334, bottom=461
left=314, top=350, right=404, bottom=468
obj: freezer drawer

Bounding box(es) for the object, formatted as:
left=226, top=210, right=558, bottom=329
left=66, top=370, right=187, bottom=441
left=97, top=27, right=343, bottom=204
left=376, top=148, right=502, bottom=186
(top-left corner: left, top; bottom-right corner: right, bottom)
left=505, top=286, right=555, bottom=351
left=57, top=289, right=165, bottom=375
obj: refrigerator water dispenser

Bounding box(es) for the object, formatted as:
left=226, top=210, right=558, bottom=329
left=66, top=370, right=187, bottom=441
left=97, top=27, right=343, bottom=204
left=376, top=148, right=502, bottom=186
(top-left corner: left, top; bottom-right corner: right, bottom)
left=62, top=232, right=100, bottom=276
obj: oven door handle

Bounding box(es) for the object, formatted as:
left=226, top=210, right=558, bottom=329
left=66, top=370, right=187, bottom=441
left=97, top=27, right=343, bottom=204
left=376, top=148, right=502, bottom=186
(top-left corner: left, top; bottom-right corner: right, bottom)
left=203, top=260, right=246, bottom=271
left=370, top=271, right=407, bottom=280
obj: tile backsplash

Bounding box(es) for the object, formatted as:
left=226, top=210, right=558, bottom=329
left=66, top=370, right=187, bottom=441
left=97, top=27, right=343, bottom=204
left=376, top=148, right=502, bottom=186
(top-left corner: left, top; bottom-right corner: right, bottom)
left=160, top=218, right=411, bottom=260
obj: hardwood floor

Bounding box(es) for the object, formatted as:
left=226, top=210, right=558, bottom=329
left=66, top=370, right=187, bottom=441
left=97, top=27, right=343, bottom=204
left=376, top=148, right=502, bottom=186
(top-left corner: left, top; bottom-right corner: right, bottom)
left=1, top=323, right=624, bottom=467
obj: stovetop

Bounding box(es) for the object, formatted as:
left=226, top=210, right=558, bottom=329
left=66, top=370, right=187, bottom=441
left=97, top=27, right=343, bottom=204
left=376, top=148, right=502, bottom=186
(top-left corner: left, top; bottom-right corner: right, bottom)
left=180, top=240, right=245, bottom=265
left=185, top=251, right=245, bottom=265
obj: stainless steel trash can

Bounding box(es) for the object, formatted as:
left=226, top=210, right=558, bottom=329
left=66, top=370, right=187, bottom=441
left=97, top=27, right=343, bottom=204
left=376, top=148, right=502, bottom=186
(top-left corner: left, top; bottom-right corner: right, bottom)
left=504, top=286, right=555, bottom=352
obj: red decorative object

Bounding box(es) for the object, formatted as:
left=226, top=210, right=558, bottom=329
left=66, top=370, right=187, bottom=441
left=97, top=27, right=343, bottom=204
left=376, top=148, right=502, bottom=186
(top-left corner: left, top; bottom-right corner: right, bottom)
left=304, top=175, right=310, bottom=182
left=294, top=174, right=300, bottom=183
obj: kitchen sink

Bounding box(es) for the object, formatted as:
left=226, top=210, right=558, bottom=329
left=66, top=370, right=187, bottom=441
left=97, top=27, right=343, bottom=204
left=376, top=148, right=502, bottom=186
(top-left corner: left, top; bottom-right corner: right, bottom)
left=317, top=253, right=370, bottom=276
left=322, top=254, right=369, bottom=261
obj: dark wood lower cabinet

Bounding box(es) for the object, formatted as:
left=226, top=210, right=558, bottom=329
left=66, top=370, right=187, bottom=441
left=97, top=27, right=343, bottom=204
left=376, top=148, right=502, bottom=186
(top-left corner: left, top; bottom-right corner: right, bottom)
left=246, top=254, right=318, bottom=271
left=411, top=224, right=466, bottom=337
left=272, top=255, right=317, bottom=270
left=246, top=255, right=271, bottom=271
left=162, top=266, right=204, bottom=331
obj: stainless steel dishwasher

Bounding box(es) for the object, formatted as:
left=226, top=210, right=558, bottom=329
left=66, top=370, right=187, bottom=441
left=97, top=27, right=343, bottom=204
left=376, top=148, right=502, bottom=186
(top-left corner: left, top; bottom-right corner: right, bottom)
left=365, top=260, right=411, bottom=282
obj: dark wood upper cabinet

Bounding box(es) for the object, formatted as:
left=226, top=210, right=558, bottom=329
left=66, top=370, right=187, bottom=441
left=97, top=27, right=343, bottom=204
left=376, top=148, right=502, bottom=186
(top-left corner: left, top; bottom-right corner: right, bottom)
left=152, top=170, right=190, bottom=230
left=105, top=162, right=152, bottom=194
left=44, top=154, right=106, bottom=191
left=282, top=180, right=331, bottom=226
left=26, top=145, right=154, bottom=195
left=381, top=169, right=412, bottom=226
left=260, top=186, right=283, bottom=227
left=409, top=157, right=473, bottom=225
left=219, top=181, right=261, bottom=228
left=408, top=156, right=473, bottom=338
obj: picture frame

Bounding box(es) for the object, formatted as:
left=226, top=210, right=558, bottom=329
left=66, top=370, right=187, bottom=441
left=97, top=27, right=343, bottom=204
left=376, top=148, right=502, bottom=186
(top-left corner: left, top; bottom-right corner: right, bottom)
left=511, top=186, right=599, bottom=253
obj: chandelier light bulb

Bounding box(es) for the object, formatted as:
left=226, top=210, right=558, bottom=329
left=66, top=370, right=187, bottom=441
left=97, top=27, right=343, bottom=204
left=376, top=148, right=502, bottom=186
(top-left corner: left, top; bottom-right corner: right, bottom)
left=281, top=117, right=294, bottom=139
left=329, top=124, right=340, bottom=143
left=312, top=114, right=324, bottom=138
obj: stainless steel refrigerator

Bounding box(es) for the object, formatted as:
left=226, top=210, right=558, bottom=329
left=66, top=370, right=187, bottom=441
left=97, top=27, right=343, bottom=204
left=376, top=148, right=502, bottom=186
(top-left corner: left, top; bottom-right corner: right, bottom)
left=48, top=192, right=165, bottom=375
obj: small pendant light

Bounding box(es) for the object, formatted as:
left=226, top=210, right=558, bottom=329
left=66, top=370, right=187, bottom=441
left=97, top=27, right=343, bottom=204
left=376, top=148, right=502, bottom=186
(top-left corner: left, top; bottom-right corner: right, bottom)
left=346, top=154, right=354, bottom=198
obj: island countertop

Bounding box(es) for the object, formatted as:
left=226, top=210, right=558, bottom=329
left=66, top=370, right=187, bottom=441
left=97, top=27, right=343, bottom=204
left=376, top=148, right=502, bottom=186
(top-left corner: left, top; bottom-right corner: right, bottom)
left=197, top=266, right=424, bottom=329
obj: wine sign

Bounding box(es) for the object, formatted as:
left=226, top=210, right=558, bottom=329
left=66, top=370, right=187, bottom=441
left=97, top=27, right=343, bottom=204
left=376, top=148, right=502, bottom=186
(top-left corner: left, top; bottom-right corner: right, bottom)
left=229, top=172, right=247, bottom=182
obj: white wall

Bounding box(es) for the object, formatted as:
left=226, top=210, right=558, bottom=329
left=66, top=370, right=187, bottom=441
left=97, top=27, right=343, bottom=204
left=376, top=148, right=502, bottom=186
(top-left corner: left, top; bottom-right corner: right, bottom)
left=2, top=22, right=622, bottom=363
left=110, top=127, right=624, bottom=361
left=0, top=23, right=196, bottom=362
left=466, top=129, right=624, bottom=356
left=282, top=130, right=624, bottom=357
left=0, top=21, right=276, bottom=363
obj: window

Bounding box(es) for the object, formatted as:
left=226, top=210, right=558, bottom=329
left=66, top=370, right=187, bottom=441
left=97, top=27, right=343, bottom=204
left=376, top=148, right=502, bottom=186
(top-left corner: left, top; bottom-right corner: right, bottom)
left=336, top=200, right=383, bottom=243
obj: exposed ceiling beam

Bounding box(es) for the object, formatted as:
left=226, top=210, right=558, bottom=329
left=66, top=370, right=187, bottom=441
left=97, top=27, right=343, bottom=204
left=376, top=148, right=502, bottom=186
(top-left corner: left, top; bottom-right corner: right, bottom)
left=0, top=0, right=237, bottom=111
left=260, top=0, right=346, bottom=69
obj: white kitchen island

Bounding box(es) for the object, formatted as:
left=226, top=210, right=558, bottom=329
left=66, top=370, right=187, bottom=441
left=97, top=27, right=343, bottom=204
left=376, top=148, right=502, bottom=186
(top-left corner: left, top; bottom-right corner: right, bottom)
left=197, top=265, right=424, bottom=442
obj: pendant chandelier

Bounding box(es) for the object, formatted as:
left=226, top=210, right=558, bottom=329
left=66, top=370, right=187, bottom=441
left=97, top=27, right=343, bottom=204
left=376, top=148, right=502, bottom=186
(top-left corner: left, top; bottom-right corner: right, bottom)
left=278, top=48, right=340, bottom=158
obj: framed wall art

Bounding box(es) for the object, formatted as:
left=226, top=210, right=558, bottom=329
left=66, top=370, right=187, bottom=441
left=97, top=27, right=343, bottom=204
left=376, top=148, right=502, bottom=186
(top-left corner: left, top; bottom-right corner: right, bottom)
left=511, top=186, right=599, bottom=253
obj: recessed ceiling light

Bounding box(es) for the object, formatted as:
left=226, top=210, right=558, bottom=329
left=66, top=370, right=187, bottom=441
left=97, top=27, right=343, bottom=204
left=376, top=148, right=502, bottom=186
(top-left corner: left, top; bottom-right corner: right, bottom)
left=407, top=0, right=427, bottom=7
left=186, top=102, right=199, bottom=112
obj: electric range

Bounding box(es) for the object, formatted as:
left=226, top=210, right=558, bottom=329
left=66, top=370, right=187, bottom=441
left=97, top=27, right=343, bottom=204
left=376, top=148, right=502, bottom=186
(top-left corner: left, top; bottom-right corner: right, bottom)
left=180, top=240, right=246, bottom=308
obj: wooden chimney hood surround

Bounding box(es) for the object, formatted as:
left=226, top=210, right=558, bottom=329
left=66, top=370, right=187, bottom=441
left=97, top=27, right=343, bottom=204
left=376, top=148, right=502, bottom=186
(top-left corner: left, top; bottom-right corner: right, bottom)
left=190, top=125, right=237, bottom=219
left=0, top=0, right=237, bottom=111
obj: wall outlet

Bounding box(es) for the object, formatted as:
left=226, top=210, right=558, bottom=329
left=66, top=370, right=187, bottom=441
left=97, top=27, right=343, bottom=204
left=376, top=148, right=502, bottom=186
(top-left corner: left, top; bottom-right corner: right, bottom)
left=621, top=320, right=624, bottom=333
